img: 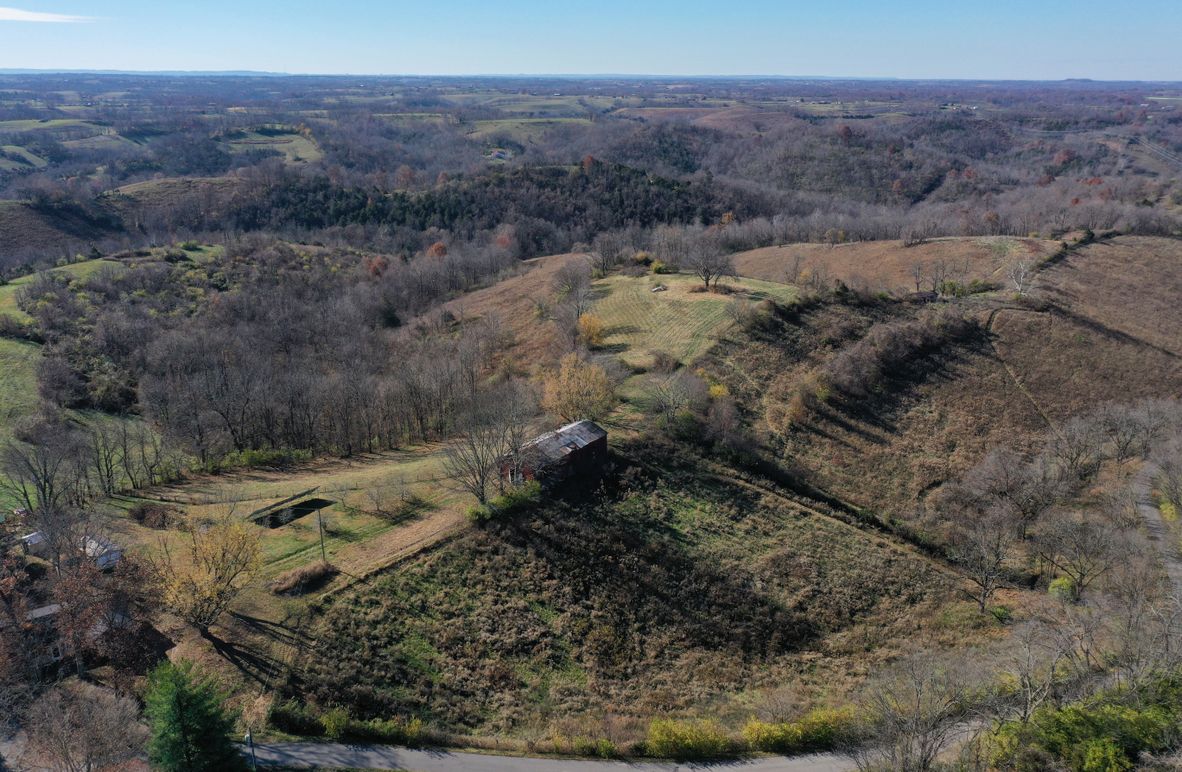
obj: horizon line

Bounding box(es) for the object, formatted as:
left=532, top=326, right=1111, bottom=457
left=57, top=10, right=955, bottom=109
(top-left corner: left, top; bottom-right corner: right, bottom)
left=0, top=68, right=1180, bottom=84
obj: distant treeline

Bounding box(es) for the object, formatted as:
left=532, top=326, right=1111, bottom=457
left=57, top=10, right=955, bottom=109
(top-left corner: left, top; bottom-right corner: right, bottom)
left=234, top=161, right=767, bottom=256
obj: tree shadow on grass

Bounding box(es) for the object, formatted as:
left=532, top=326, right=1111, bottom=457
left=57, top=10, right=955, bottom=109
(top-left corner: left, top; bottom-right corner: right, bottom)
left=204, top=627, right=288, bottom=687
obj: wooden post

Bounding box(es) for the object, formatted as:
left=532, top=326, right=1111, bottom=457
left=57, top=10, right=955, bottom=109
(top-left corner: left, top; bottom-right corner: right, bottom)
left=317, top=509, right=327, bottom=563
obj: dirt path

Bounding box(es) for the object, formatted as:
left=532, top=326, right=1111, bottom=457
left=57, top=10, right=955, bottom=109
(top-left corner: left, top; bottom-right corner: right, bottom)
left=247, top=743, right=854, bottom=772
left=1134, top=462, right=1182, bottom=597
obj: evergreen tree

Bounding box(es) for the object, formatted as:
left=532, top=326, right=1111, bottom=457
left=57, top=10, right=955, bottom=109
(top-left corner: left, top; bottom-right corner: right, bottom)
left=144, top=659, right=246, bottom=772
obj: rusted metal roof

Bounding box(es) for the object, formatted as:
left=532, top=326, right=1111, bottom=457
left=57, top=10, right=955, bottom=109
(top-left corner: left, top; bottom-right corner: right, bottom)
left=522, top=420, right=607, bottom=466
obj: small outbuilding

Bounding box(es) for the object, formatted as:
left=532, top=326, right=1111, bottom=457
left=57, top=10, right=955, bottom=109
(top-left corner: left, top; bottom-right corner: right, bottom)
left=505, top=420, right=608, bottom=487
left=20, top=531, right=50, bottom=559
left=81, top=535, right=123, bottom=571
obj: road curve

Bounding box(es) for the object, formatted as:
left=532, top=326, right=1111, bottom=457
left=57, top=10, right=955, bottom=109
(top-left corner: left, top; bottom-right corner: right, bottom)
left=248, top=742, right=855, bottom=772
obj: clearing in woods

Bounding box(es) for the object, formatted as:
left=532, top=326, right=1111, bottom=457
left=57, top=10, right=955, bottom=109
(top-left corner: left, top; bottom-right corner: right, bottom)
left=591, top=273, right=796, bottom=368
left=223, top=128, right=323, bottom=164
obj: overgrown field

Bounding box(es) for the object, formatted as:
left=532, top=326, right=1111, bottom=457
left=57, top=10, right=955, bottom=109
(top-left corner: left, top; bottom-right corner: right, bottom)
left=704, top=235, right=1182, bottom=524
left=295, top=452, right=954, bottom=737
left=732, top=236, right=1059, bottom=294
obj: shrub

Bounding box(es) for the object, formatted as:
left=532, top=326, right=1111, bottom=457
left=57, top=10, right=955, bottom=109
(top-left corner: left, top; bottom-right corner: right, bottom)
left=469, top=481, right=543, bottom=522
left=708, top=383, right=729, bottom=400
left=347, top=716, right=424, bottom=745
left=269, top=701, right=325, bottom=736
left=990, top=674, right=1182, bottom=771
left=650, top=350, right=679, bottom=374
left=129, top=502, right=177, bottom=530
left=742, top=707, right=858, bottom=754
left=573, top=736, right=619, bottom=758
left=320, top=706, right=350, bottom=740
left=644, top=719, right=735, bottom=760
left=1048, top=576, right=1076, bottom=601
left=651, top=260, right=673, bottom=274
left=223, top=447, right=313, bottom=469
left=269, top=561, right=338, bottom=595
left=577, top=313, right=606, bottom=347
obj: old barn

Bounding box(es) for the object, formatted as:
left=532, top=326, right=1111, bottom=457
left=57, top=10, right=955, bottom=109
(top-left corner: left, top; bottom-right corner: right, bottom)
left=505, top=420, right=608, bottom=487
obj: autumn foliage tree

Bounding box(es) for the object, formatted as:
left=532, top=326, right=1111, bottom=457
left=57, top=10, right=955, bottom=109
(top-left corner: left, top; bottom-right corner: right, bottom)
left=577, top=313, right=606, bottom=347
left=153, top=518, right=261, bottom=634
left=541, top=353, right=616, bottom=423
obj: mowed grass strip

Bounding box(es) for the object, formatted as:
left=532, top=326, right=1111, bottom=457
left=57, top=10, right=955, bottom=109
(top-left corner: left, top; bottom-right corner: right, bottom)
left=592, top=273, right=796, bottom=367
left=121, top=445, right=466, bottom=579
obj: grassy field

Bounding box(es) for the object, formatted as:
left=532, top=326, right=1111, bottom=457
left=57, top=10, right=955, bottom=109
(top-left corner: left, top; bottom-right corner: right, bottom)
left=0, top=338, right=39, bottom=445
left=702, top=235, right=1182, bottom=522
left=0, top=144, right=47, bottom=170
left=590, top=273, right=796, bottom=368
left=120, top=444, right=467, bottom=581
left=442, top=93, right=610, bottom=115
left=224, top=129, right=323, bottom=164
left=0, top=118, right=94, bottom=133
left=467, top=117, right=592, bottom=142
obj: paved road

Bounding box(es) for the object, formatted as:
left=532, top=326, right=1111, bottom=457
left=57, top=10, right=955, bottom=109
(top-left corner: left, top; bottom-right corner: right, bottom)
left=1134, top=462, right=1182, bottom=597
left=248, top=743, right=855, bottom=772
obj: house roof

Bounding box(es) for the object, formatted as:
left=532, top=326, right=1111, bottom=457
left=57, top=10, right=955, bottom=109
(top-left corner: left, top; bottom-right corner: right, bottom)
left=522, top=420, right=607, bottom=466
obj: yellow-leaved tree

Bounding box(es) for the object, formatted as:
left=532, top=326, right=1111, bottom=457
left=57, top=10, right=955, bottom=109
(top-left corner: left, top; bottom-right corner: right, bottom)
left=542, top=353, right=615, bottom=422
left=155, top=517, right=261, bottom=634
left=577, top=313, right=606, bottom=347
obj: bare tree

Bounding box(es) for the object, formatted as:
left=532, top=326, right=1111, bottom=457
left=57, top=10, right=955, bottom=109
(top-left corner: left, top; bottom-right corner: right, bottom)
left=851, top=651, right=974, bottom=772
left=925, top=258, right=950, bottom=294
left=1046, top=416, right=1104, bottom=482
left=1095, top=403, right=1141, bottom=461
left=910, top=261, right=926, bottom=293
left=685, top=239, right=736, bottom=291
left=1, top=431, right=88, bottom=518
left=445, top=383, right=536, bottom=505
left=1036, top=514, right=1128, bottom=602
left=960, top=448, right=1061, bottom=538
left=551, top=261, right=594, bottom=318
left=1008, top=259, right=1036, bottom=296
left=648, top=371, right=706, bottom=423
left=21, top=681, right=147, bottom=772
left=588, top=231, right=633, bottom=276
left=949, top=508, right=1017, bottom=613
left=987, top=621, right=1068, bottom=726
left=785, top=253, right=806, bottom=285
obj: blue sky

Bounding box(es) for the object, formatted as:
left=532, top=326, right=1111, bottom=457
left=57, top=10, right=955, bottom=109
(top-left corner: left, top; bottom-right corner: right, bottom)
left=0, top=0, right=1179, bottom=80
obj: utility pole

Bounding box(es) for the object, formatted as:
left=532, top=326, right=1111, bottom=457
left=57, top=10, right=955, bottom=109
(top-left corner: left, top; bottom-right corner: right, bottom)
left=245, top=728, right=258, bottom=770
left=317, top=509, right=327, bottom=562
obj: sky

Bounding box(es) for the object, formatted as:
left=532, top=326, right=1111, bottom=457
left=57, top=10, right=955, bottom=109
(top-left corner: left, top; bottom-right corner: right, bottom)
left=0, top=0, right=1179, bottom=81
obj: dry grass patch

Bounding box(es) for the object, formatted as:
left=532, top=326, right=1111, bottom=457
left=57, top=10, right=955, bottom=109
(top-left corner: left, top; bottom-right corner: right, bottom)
left=733, top=237, right=1058, bottom=294
left=1039, top=235, right=1182, bottom=356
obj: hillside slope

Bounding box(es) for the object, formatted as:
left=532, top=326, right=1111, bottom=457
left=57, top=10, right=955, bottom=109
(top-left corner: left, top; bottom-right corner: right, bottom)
left=297, top=451, right=958, bottom=737
left=709, top=235, right=1182, bottom=521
